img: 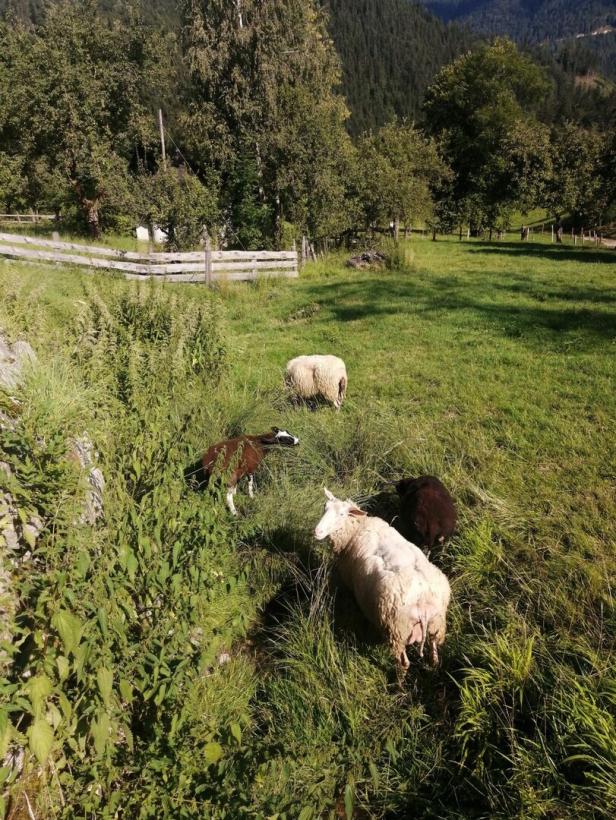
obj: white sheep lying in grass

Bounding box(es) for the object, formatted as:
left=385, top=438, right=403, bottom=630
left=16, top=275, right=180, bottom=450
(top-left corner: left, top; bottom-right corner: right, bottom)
left=285, top=354, right=347, bottom=409
left=314, top=488, right=451, bottom=669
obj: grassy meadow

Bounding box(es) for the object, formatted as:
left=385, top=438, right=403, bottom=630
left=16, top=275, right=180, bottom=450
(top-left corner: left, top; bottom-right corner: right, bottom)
left=1, top=238, right=615, bottom=817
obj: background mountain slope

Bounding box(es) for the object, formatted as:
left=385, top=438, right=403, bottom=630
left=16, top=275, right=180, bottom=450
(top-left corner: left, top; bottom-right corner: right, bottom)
left=422, top=0, right=616, bottom=76
left=325, top=0, right=476, bottom=133
left=422, top=0, right=615, bottom=40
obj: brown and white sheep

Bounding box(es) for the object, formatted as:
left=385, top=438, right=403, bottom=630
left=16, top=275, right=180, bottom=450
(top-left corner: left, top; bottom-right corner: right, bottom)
left=185, top=427, right=299, bottom=515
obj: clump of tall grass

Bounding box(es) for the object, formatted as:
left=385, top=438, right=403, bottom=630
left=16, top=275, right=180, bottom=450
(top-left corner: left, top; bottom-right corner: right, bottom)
left=242, top=568, right=438, bottom=817
left=381, top=239, right=416, bottom=273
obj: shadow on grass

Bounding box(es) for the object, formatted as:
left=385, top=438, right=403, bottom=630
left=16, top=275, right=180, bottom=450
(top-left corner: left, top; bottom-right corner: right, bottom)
left=490, top=280, right=616, bottom=305
left=470, top=240, right=616, bottom=265
left=302, top=261, right=616, bottom=347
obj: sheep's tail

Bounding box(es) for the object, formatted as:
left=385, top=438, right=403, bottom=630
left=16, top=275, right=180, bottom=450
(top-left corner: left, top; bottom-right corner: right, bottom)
left=338, top=375, right=347, bottom=402
left=184, top=458, right=210, bottom=490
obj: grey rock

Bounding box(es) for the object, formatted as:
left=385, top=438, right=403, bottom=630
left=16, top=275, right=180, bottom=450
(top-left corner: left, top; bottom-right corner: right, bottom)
left=0, top=333, right=36, bottom=392
left=69, top=434, right=105, bottom=524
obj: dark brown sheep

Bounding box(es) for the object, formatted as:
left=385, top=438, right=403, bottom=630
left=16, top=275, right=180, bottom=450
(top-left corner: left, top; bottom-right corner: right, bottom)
left=184, top=427, right=299, bottom=515
left=395, top=475, right=456, bottom=548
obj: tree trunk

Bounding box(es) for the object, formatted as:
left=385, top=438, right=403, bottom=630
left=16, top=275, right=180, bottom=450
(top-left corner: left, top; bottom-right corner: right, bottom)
left=73, top=176, right=101, bottom=239
left=432, top=228, right=437, bottom=241
left=84, top=200, right=101, bottom=239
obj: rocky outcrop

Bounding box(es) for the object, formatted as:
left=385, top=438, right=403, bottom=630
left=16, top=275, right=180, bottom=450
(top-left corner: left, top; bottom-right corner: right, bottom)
left=69, top=435, right=105, bottom=526
left=0, top=334, right=36, bottom=392
left=0, top=331, right=105, bottom=676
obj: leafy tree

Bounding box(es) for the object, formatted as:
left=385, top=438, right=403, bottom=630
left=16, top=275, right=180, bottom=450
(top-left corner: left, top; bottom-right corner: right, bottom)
left=424, top=38, right=552, bottom=233
left=0, top=152, right=27, bottom=212
left=0, top=1, right=170, bottom=235
left=544, top=122, right=606, bottom=226
left=180, top=0, right=353, bottom=247
left=225, top=151, right=273, bottom=250
left=598, top=129, right=616, bottom=218
left=136, top=166, right=219, bottom=250
left=356, top=121, right=449, bottom=238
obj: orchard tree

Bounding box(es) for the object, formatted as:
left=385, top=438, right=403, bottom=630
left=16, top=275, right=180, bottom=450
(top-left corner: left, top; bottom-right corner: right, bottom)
left=599, top=129, right=616, bottom=218
left=136, top=166, right=219, bottom=250
left=0, top=1, right=170, bottom=236
left=0, top=153, right=27, bottom=213
left=356, top=121, right=449, bottom=238
left=544, top=122, right=605, bottom=226
left=424, top=38, right=551, bottom=234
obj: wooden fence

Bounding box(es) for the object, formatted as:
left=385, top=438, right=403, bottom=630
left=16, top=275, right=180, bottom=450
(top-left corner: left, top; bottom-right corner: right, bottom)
left=0, top=213, right=55, bottom=224
left=0, top=232, right=298, bottom=282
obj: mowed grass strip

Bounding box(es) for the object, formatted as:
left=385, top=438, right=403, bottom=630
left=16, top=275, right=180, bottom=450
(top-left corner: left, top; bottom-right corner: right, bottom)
left=1, top=238, right=615, bottom=816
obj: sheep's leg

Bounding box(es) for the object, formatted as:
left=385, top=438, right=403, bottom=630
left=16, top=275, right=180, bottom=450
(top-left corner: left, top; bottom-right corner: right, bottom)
left=226, top=487, right=238, bottom=516
left=248, top=475, right=255, bottom=499
left=431, top=639, right=439, bottom=666
left=393, top=647, right=410, bottom=687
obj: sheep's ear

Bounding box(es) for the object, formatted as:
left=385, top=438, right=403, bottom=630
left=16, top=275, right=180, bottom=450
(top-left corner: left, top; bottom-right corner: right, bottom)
left=272, top=426, right=280, bottom=433
left=348, top=503, right=366, bottom=517
left=324, top=487, right=335, bottom=501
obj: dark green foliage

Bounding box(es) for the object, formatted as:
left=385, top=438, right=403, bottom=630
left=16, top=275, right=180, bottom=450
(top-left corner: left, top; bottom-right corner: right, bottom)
left=325, top=0, right=476, bottom=134
left=226, top=153, right=274, bottom=250
left=136, top=167, right=220, bottom=250
left=0, top=1, right=171, bottom=235
left=180, top=0, right=354, bottom=246
left=425, top=38, right=554, bottom=231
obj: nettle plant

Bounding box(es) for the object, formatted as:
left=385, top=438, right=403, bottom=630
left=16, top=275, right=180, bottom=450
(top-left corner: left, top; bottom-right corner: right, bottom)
left=1, top=281, right=259, bottom=815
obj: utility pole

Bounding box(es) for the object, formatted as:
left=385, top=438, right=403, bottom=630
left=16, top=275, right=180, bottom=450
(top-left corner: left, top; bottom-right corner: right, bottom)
left=158, top=109, right=166, bottom=170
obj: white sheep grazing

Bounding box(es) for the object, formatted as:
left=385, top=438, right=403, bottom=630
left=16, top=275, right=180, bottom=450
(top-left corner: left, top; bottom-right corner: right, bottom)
left=314, top=488, right=451, bottom=669
left=285, top=354, right=347, bottom=410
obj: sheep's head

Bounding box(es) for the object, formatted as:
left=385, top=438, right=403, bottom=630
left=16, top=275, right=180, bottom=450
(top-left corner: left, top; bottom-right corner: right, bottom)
left=260, top=427, right=300, bottom=447
left=314, top=488, right=366, bottom=542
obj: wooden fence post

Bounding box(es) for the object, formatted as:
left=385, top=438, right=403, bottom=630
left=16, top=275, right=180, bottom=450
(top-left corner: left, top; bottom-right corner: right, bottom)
left=205, top=235, right=212, bottom=284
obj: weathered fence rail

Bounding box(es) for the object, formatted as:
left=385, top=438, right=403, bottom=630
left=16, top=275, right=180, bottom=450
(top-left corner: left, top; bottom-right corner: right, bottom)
left=0, top=232, right=298, bottom=282
left=0, top=213, right=55, bottom=224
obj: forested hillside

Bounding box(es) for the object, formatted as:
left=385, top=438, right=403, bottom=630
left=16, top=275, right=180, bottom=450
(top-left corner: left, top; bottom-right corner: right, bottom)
left=423, top=0, right=616, bottom=75
left=422, top=0, right=615, bottom=40
left=324, top=0, right=476, bottom=132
